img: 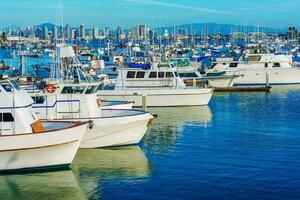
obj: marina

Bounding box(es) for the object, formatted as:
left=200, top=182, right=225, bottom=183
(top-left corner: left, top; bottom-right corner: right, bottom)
left=1, top=90, right=300, bottom=199
left=1, top=0, right=300, bottom=199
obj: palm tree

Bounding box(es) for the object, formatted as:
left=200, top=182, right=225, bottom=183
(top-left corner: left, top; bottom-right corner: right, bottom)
left=0, top=32, right=7, bottom=45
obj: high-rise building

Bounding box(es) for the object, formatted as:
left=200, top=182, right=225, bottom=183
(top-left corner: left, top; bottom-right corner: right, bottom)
left=88, top=30, right=93, bottom=39
left=71, top=29, right=76, bottom=39
left=116, top=26, right=123, bottom=39
left=139, top=24, right=147, bottom=38
left=104, top=27, right=110, bottom=38
left=131, top=26, right=139, bottom=38
left=43, top=26, right=49, bottom=40
left=53, top=26, right=58, bottom=40
left=93, top=27, right=99, bottom=39
left=288, top=27, right=298, bottom=41
left=65, top=24, right=71, bottom=40
left=80, top=24, right=85, bottom=38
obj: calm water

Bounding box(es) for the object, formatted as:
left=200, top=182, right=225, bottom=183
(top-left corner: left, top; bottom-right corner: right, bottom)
left=1, top=89, right=300, bottom=200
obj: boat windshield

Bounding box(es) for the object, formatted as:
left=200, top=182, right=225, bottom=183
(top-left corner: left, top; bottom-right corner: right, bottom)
left=85, top=85, right=98, bottom=94
left=0, top=82, right=14, bottom=92
left=10, top=80, right=21, bottom=90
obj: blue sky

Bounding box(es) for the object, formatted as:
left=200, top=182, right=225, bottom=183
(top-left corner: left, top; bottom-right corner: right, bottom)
left=0, top=0, right=299, bottom=28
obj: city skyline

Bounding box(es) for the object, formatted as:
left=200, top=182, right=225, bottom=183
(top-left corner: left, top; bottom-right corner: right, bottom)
left=0, top=0, right=299, bottom=29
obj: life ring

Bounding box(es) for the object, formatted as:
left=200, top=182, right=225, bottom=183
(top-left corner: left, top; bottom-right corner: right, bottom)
left=96, top=99, right=102, bottom=107
left=46, top=84, right=56, bottom=93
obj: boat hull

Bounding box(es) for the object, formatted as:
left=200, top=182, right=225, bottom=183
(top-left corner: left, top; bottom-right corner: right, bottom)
left=0, top=122, right=87, bottom=172
left=81, top=113, right=153, bottom=148
left=220, top=68, right=300, bottom=86
left=47, top=111, right=154, bottom=148
left=98, top=88, right=213, bottom=107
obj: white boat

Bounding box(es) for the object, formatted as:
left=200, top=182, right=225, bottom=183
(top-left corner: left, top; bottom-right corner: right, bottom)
left=98, top=67, right=213, bottom=107
left=30, top=81, right=154, bottom=148
left=208, top=53, right=300, bottom=87
left=0, top=80, right=88, bottom=173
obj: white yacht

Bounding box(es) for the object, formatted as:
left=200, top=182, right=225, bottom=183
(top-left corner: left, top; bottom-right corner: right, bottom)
left=208, top=53, right=300, bottom=87
left=0, top=80, right=88, bottom=173
left=98, top=66, right=213, bottom=107
left=30, top=81, right=154, bottom=148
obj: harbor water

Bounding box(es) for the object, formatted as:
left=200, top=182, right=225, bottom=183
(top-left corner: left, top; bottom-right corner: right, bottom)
left=1, top=88, right=300, bottom=200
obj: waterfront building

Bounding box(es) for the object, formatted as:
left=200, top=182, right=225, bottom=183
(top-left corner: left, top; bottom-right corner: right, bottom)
left=287, top=27, right=298, bottom=45
left=88, top=30, right=93, bottom=39
left=43, top=26, right=49, bottom=40
left=116, top=26, right=123, bottom=39
left=131, top=26, right=139, bottom=38
left=104, top=27, right=109, bottom=38
left=139, top=24, right=147, bottom=38
left=53, top=26, right=58, bottom=40
left=93, top=27, right=99, bottom=39
left=80, top=24, right=85, bottom=38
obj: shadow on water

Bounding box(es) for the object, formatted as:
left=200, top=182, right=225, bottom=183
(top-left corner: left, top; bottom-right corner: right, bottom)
left=142, top=106, right=212, bottom=154
left=72, top=146, right=151, bottom=199
left=0, top=170, right=86, bottom=200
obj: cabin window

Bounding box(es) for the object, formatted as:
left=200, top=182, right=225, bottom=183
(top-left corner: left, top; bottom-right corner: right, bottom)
left=265, top=63, right=268, bottom=68
left=73, top=86, right=86, bottom=94
left=126, top=71, right=136, bottom=78
left=11, top=80, right=21, bottom=90
left=85, top=86, right=97, bottom=94
left=273, top=63, right=281, bottom=68
left=166, top=72, right=174, bottom=78
left=1, top=83, right=13, bottom=92
left=32, top=96, right=45, bottom=104
left=61, top=86, right=85, bottom=94
left=179, top=73, right=198, bottom=78
left=0, top=113, right=14, bottom=122
left=136, top=71, right=145, bottom=78
left=158, top=72, right=165, bottom=78
left=61, top=87, right=73, bottom=94
left=174, top=72, right=178, bottom=77
left=149, top=71, right=157, bottom=78
left=229, top=63, right=238, bottom=67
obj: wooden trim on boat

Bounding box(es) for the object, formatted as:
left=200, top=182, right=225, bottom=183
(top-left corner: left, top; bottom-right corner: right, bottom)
left=0, top=140, right=79, bottom=152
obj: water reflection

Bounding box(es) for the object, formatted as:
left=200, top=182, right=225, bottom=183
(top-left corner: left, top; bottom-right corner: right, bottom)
left=0, top=170, right=86, bottom=200
left=143, top=106, right=212, bottom=154
left=72, top=146, right=150, bottom=199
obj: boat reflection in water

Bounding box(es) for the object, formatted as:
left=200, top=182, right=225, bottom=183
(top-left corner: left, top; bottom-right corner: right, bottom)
left=72, top=146, right=150, bottom=199
left=143, top=106, right=212, bottom=154
left=0, top=170, right=86, bottom=200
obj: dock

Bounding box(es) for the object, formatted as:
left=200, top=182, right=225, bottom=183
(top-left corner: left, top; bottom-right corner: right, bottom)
left=214, top=86, right=272, bottom=92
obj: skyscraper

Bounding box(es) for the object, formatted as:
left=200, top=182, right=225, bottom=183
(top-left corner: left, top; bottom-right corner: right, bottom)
left=139, top=24, right=147, bottom=38
left=80, top=24, right=85, bottom=38
left=131, top=26, right=139, bottom=38
left=53, top=26, right=58, bottom=40
left=93, top=27, right=99, bottom=39
left=43, top=26, right=49, bottom=40
left=116, top=26, right=123, bottom=39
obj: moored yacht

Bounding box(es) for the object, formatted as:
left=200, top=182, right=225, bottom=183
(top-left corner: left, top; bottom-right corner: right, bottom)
left=30, top=81, right=154, bottom=148
left=0, top=80, right=88, bottom=173
left=208, top=53, right=300, bottom=86
left=98, top=66, right=213, bottom=107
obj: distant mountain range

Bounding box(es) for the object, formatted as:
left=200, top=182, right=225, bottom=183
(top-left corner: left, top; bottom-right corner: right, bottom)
left=1, top=22, right=295, bottom=35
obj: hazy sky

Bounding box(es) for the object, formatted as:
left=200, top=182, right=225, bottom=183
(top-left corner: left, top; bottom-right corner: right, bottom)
left=0, top=0, right=299, bottom=28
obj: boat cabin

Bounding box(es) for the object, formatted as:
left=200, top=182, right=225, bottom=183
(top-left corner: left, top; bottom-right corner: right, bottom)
left=115, top=68, right=186, bottom=89
left=0, top=80, right=36, bottom=135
